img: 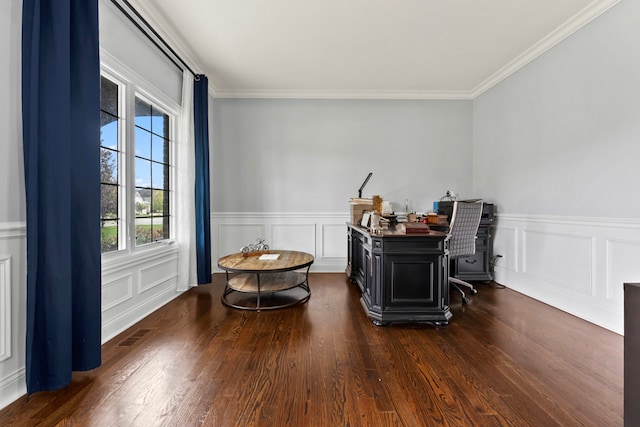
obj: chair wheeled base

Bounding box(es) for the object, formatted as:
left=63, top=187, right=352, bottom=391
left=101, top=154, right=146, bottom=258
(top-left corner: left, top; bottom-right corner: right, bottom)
left=449, top=276, right=478, bottom=304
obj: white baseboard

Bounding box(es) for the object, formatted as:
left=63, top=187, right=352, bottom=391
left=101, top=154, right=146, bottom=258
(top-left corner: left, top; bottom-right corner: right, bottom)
left=0, top=367, right=26, bottom=410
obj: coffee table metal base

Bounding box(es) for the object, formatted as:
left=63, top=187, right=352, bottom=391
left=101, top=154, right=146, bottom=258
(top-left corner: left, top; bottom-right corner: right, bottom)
left=221, top=270, right=311, bottom=311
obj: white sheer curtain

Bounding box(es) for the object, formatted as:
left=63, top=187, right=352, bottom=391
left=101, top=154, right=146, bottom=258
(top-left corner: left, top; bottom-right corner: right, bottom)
left=177, top=70, right=198, bottom=291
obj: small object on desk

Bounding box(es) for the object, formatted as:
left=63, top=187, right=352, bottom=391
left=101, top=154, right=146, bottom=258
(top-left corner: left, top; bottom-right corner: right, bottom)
left=241, top=237, right=270, bottom=256
left=372, top=195, right=383, bottom=213
left=382, top=213, right=398, bottom=225
left=259, top=254, right=280, bottom=260
left=399, top=222, right=431, bottom=233
left=361, top=212, right=371, bottom=227
left=427, top=213, right=448, bottom=225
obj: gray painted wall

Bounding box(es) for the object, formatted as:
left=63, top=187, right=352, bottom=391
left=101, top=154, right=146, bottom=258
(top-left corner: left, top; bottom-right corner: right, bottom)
left=0, top=0, right=24, bottom=223
left=473, top=0, right=640, bottom=218
left=100, top=0, right=182, bottom=105
left=211, top=98, right=473, bottom=214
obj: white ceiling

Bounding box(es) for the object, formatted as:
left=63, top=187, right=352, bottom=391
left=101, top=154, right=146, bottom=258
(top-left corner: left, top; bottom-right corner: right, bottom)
left=129, top=0, right=620, bottom=99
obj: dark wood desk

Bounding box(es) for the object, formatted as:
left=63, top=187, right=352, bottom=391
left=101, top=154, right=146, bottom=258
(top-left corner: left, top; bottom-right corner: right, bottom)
left=218, top=250, right=314, bottom=311
left=346, top=223, right=451, bottom=326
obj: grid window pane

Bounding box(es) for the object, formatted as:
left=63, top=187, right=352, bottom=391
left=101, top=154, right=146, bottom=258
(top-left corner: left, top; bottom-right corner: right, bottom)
left=100, top=77, right=118, bottom=116
left=151, top=106, right=168, bottom=135
left=135, top=187, right=152, bottom=216
left=100, top=112, right=118, bottom=150
left=151, top=189, right=167, bottom=216
left=135, top=216, right=153, bottom=246
left=100, top=184, right=118, bottom=219
left=135, top=158, right=151, bottom=188
left=135, top=98, right=152, bottom=131
left=153, top=216, right=170, bottom=240
left=101, top=220, right=118, bottom=253
left=100, top=148, right=118, bottom=184
left=151, top=134, right=168, bottom=163
left=151, top=162, right=166, bottom=190
left=135, top=127, right=152, bottom=160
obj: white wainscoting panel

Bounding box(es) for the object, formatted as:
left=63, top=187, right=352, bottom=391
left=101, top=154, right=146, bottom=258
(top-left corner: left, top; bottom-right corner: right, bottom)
left=102, top=273, right=133, bottom=312
left=321, top=224, right=348, bottom=259
left=218, top=223, right=265, bottom=258
left=493, top=226, right=518, bottom=273
left=101, top=246, right=181, bottom=343
left=606, top=239, right=640, bottom=305
left=212, top=212, right=350, bottom=272
left=272, top=223, right=316, bottom=254
left=523, top=230, right=594, bottom=295
left=0, top=222, right=27, bottom=410
left=0, top=255, right=11, bottom=363
left=139, top=257, right=178, bottom=293
left=493, top=214, right=640, bottom=334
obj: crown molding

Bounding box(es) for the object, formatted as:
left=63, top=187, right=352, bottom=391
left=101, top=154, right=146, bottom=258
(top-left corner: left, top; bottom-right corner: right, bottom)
left=212, top=89, right=473, bottom=100
left=118, top=0, right=621, bottom=101
left=470, top=0, right=621, bottom=98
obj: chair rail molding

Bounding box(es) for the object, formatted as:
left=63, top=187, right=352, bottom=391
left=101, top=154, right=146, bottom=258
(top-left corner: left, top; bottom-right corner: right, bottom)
left=0, top=221, right=26, bottom=239
left=492, top=213, right=640, bottom=335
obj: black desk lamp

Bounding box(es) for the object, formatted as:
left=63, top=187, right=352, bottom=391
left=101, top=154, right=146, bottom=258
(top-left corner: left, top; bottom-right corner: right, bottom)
left=358, top=172, right=372, bottom=198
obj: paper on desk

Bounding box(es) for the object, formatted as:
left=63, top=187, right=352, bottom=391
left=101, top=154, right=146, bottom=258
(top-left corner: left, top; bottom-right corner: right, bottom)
left=259, top=254, right=280, bottom=260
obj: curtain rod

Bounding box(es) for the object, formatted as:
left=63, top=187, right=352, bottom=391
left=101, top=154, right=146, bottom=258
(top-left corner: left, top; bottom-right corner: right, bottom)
left=109, top=0, right=199, bottom=77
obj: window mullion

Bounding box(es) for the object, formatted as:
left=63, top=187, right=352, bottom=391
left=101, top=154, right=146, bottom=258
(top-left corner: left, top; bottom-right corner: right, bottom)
left=124, top=84, right=137, bottom=252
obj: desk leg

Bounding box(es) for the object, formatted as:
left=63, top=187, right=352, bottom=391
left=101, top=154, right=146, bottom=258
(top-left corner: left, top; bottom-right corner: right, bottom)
left=256, top=273, right=261, bottom=311
left=302, top=265, right=311, bottom=295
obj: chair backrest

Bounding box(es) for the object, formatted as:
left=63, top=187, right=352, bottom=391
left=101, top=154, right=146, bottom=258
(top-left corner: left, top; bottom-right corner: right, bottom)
left=448, top=201, right=483, bottom=260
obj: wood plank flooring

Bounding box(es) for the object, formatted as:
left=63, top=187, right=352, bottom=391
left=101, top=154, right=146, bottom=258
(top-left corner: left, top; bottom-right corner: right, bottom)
left=0, top=273, right=623, bottom=426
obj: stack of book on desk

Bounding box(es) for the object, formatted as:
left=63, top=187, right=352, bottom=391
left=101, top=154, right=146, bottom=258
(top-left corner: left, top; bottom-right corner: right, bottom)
left=399, top=222, right=432, bottom=234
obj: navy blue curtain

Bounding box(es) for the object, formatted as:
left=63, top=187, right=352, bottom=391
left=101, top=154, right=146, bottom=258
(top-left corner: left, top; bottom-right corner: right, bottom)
left=22, top=0, right=102, bottom=393
left=194, top=76, right=212, bottom=284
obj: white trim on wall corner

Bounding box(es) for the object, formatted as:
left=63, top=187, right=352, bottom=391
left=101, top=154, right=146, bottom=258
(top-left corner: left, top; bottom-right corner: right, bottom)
left=471, top=0, right=622, bottom=98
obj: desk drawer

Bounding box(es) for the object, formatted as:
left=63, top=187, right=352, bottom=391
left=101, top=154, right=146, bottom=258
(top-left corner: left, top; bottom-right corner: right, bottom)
left=456, top=253, right=485, bottom=274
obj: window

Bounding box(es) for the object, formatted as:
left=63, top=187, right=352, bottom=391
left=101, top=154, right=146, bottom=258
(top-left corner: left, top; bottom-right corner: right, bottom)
left=100, top=76, right=121, bottom=253
left=99, top=74, right=174, bottom=254
left=134, top=97, right=170, bottom=246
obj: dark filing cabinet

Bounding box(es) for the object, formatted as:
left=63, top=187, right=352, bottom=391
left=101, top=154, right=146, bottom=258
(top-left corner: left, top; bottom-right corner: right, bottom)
left=437, top=201, right=495, bottom=282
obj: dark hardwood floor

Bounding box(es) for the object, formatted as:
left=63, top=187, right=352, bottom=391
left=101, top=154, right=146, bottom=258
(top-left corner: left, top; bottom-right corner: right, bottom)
left=0, top=273, right=623, bottom=426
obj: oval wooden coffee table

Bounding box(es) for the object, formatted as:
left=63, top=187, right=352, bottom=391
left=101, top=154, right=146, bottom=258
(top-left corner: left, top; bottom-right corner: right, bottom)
left=218, top=250, right=314, bottom=311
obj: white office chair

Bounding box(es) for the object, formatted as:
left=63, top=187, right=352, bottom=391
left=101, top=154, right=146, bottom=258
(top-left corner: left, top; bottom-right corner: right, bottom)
left=448, top=201, right=483, bottom=304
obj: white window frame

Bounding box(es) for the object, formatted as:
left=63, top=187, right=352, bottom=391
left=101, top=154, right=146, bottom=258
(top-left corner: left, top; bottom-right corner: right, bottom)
left=100, top=70, right=127, bottom=254
left=100, top=54, right=180, bottom=260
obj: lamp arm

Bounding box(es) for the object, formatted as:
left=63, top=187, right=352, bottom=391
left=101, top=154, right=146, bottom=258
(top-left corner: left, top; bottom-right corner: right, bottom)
left=358, top=172, right=373, bottom=198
